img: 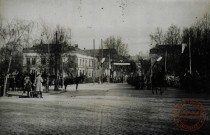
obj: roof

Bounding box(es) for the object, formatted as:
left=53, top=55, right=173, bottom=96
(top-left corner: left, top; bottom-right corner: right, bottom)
left=84, top=49, right=118, bottom=57
left=23, top=44, right=91, bottom=56
left=71, top=48, right=91, bottom=56
left=23, top=43, right=74, bottom=53
left=150, top=44, right=182, bottom=54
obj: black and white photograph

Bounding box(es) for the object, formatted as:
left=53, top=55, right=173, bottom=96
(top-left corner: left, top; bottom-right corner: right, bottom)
left=0, top=0, right=210, bottom=134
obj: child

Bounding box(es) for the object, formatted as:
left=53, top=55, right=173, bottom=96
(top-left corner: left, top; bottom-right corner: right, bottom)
left=24, top=76, right=32, bottom=97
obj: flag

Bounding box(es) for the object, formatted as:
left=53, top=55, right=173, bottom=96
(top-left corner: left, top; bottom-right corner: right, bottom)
left=109, top=64, right=111, bottom=69
left=182, top=43, right=187, bottom=53
left=156, top=57, right=162, bottom=62
left=101, top=58, right=105, bottom=63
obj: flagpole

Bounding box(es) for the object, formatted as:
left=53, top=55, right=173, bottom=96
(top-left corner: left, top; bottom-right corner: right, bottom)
left=101, top=39, right=103, bottom=84
left=189, top=37, right=192, bottom=74
left=93, top=39, right=95, bottom=84
left=108, top=54, right=110, bottom=83
left=165, top=50, right=167, bottom=73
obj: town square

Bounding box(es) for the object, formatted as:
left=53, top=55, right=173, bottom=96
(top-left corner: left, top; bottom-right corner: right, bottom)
left=0, top=0, right=210, bottom=134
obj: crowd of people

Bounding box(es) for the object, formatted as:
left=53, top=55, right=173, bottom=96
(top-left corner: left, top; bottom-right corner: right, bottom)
left=0, top=71, right=47, bottom=98
left=1, top=71, right=87, bottom=97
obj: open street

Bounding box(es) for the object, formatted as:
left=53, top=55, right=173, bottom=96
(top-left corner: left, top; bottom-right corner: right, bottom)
left=1, top=0, right=210, bottom=134
left=0, top=83, right=209, bottom=135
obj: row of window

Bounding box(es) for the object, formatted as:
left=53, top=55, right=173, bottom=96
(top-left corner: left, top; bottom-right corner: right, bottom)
left=79, top=58, right=94, bottom=67
left=26, top=57, right=46, bottom=65
left=26, top=57, right=95, bottom=67
left=79, top=70, right=93, bottom=77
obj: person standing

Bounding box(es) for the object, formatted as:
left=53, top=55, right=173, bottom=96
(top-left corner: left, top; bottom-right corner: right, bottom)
left=45, top=76, right=49, bottom=93
left=24, top=76, right=32, bottom=97
left=74, top=77, right=79, bottom=91
left=30, top=70, right=36, bottom=91
left=34, top=73, right=43, bottom=98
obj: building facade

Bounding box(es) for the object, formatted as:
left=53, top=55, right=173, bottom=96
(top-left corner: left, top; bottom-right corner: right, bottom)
left=69, top=49, right=97, bottom=77
left=23, top=44, right=98, bottom=78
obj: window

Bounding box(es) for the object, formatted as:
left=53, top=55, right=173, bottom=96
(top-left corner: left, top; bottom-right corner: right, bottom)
left=27, top=58, right=30, bottom=65
left=85, top=59, right=87, bottom=66
left=79, top=70, right=82, bottom=76
left=32, top=58, right=36, bottom=65
left=79, top=59, right=81, bottom=65
left=41, top=57, right=46, bottom=65
left=92, top=60, right=94, bottom=67
left=90, top=60, right=93, bottom=67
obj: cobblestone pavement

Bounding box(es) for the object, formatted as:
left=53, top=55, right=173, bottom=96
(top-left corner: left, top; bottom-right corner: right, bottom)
left=0, top=83, right=210, bottom=135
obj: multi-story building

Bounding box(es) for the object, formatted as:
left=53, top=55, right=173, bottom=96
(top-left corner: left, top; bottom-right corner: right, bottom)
left=85, top=48, right=127, bottom=82
left=23, top=44, right=98, bottom=78
left=70, top=48, right=97, bottom=77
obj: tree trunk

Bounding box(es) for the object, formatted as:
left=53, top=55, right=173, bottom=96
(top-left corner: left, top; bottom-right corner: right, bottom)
left=3, top=55, right=12, bottom=96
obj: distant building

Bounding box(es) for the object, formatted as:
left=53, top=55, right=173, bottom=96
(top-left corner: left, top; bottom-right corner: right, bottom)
left=85, top=48, right=117, bottom=68
left=85, top=48, right=129, bottom=82
left=85, top=49, right=117, bottom=78
left=150, top=44, right=182, bottom=75
left=23, top=44, right=98, bottom=78
left=71, top=48, right=97, bottom=77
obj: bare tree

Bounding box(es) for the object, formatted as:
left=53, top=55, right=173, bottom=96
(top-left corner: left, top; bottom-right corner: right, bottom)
left=40, top=22, right=53, bottom=44
left=164, top=25, right=181, bottom=45
left=38, top=24, right=72, bottom=45
left=150, top=25, right=181, bottom=46
left=150, top=27, right=164, bottom=46
left=52, top=25, right=72, bottom=45
left=36, top=24, right=73, bottom=90
left=0, top=19, right=34, bottom=96
left=103, top=36, right=129, bottom=57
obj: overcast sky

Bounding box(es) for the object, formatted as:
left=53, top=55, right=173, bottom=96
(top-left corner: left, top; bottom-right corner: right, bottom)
left=0, top=0, right=210, bottom=55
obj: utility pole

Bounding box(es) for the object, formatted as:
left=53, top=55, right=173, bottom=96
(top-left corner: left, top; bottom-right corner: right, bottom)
left=54, top=31, right=59, bottom=90
left=99, top=43, right=101, bottom=84
left=93, top=39, right=95, bottom=84
left=189, top=37, right=192, bottom=74
left=205, top=14, right=208, bottom=77
left=101, top=39, right=103, bottom=84
left=150, top=57, right=153, bottom=90
left=108, top=54, right=110, bottom=83
left=46, top=40, right=50, bottom=92
left=165, top=50, right=167, bottom=73
left=61, top=42, right=64, bottom=89
left=70, top=28, right=72, bottom=45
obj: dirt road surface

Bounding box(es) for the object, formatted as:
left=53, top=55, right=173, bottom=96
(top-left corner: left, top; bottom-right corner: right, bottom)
left=0, top=83, right=209, bottom=135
